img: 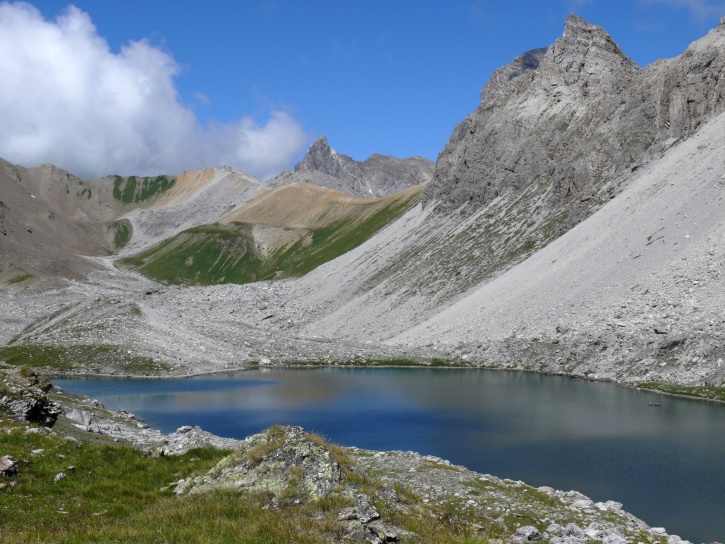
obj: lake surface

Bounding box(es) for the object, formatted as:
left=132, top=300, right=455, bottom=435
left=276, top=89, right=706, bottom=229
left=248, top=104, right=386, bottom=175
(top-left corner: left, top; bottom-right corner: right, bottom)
left=55, top=368, right=724, bottom=543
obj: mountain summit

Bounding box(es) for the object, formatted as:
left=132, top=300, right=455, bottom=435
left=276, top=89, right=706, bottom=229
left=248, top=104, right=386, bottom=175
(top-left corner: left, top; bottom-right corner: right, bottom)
left=553, top=13, right=637, bottom=85
left=295, top=136, right=344, bottom=176
left=269, top=137, right=434, bottom=197
left=426, top=14, right=725, bottom=217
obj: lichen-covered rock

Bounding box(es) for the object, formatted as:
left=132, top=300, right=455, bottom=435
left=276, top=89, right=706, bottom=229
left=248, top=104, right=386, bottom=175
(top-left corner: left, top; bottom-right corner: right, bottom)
left=338, top=493, right=380, bottom=524
left=0, top=363, right=61, bottom=426
left=514, top=526, right=542, bottom=542
left=368, top=520, right=410, bottom=542
left=174, top=425, right=342, bottom=502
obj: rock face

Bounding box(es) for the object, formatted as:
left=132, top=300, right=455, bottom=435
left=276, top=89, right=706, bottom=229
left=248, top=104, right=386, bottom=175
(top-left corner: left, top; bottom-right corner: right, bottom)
left=426, top=14, right=725, bottom=219
left=269, top=136, right=434, bottom=197
left=0, top=363, right=61, bottom=426
left=174, top=425, right=343, bottom=500
left=393, top=108, right=725, bottom=388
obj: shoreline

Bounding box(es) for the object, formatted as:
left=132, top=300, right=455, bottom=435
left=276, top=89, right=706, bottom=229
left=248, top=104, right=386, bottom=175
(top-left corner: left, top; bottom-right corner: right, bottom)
left=45, top=361, right=725, bottom=405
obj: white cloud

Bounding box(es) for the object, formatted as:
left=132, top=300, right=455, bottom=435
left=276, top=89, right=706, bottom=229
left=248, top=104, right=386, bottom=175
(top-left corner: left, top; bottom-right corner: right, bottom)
left=0, top=2, right=308, bottom=179
left=193, top=92, right=210, bottom=106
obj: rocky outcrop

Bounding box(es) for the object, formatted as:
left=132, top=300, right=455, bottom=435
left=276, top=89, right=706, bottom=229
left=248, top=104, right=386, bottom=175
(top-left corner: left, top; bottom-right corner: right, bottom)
left=173, top=425, right=421, bottom=542
left=0, top=199, right=7, bottom=236
left=158, top=425, right=243, bottom=456
left=59, top=392, right=244, bottom=454
left=354, top=448, right=692, bottom=544
left=270, top=136, right=434, bottom=197
left=174, top=425, right=343, bottom=500
left=169, top=425, right=689, bottom=543
left=426, top=14, right=725, bottom=219
left=0, top=363, right=61, bottom=426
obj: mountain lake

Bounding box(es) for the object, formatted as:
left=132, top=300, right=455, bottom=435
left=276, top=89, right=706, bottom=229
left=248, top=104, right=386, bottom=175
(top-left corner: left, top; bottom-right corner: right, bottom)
left=54, top=368, right=725, bottom=543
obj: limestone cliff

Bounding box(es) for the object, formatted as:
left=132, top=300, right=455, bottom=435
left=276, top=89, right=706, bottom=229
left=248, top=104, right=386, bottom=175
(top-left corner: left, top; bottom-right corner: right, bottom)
left=425, top=14, right=725, bottom=220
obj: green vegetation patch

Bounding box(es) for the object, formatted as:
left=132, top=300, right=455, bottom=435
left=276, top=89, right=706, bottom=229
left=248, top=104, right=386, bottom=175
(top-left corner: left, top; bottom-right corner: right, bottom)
left=0, top=426, right=232, bottom=543
left=112, top=175, right=175, bottom=204
left=267, top=190, right=420, bottom=279
left=3, top=273, right=36, bottom=285
left=0, top=425, right=488, bottom=543
left=118, top=189, right=421, bottom=286
left=636, top=382, right=725, bottom=402
left=0, top=344, right=170, bottom=374
left=107, top=219, right=132, bottom=251
left=118, top=223, right=264, bottom=286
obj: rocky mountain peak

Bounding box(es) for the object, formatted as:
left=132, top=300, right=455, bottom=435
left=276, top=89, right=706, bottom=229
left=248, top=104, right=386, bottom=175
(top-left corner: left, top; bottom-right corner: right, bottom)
left=426, top=11, right=725, bottom=225
left=295, top=136, right=342, bottom=176
left=552, top=14, right=637, bottom=84
left=271, top=136, right=433, bottom=198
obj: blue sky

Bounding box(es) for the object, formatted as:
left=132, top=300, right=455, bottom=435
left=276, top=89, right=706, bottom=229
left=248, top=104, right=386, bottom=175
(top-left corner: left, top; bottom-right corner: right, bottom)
left=1, top=1, right=723, bottom=179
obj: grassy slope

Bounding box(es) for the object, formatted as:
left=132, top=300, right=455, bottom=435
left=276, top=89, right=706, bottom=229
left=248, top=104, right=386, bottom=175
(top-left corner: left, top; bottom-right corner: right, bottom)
left=0, top=344, right=170, bottom=375
left=0, top=424, right=485, bottom=544
left=118, top=188, right=421, bottom=286
left=118, top=223, right=264, bottom=285
left=636, top=382, right=725, bottom=402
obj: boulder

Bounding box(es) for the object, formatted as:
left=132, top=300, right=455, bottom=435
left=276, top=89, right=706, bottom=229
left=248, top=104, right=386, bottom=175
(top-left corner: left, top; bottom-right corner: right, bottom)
left=0, top=364, right=62, bottom=426
left=174, top=425, right=343, bottom=502
left=368, top=520, right=405, bottom=542
left=0, top=455, right=27, bottom=478
left=515, top=525, right=542, bottom=542
left=164, top=425, right=243, bottom=454
left=338, top=495, right=380, bottom=524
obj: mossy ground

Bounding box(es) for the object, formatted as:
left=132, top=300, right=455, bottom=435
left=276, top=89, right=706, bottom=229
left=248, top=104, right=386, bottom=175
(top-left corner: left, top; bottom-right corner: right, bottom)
left=3, top=273, right=35, bottom=285
left=636, top=382, right=725, bottom=402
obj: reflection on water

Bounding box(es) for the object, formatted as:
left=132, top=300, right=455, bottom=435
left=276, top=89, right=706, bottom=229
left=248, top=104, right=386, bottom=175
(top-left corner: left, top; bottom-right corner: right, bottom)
left=55, top=368, right=725, bottom=543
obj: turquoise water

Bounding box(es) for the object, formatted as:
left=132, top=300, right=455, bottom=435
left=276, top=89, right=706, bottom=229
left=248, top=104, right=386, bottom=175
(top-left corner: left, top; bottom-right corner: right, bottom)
left=55, top=368, right=725, bottom=542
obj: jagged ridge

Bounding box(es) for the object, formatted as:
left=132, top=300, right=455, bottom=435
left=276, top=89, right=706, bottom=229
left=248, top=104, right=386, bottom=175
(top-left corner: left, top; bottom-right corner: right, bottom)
left=269, top=136, right=434, bottom=197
